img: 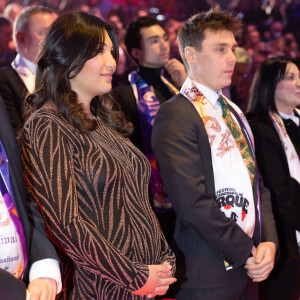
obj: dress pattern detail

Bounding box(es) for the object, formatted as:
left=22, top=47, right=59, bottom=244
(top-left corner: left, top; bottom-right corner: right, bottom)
left=20, top=109, right=175, bottom=299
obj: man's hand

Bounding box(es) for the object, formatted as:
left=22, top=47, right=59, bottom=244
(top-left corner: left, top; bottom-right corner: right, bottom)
left=244, top=242, right=276, bottom=282
left=165, top=58, right=187, bottom=87
left=27, top=278, right=57, bottom=300
left=132, top=261, right=176, bottom=299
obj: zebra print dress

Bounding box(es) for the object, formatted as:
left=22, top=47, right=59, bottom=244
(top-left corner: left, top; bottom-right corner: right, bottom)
left=19, top=108, right=175, bottom=300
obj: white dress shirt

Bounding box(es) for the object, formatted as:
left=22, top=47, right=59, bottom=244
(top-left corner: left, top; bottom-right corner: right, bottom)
left=11, top=54, right=36, bottom=93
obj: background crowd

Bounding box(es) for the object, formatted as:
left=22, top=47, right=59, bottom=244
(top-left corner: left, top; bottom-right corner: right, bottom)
left=1, top=0, right=300, bottom=107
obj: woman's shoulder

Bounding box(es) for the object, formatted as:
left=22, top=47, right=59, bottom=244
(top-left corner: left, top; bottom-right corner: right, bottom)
left=247, top=113, right=281, bottom=146
left=22, top=108, right=76, bottom=140
left=26, top=108, right=68, bottom=128
left=247, top=113, right=273, bottom=130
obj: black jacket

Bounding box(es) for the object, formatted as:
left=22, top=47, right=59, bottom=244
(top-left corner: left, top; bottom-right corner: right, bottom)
left=249, top=112, right=300, bottom=259
left=0, top=97, right=59, bottom=299
left=152, top=93, right=278, bottom=289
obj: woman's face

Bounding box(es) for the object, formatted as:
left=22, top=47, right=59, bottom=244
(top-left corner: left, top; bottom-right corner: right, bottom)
left=274, top=62, right=300, bottom=114
left=70, top=30, right=116, bottom=104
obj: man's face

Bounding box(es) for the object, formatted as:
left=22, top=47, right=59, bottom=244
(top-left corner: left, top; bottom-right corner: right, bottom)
left=138, top=25, right=170, bottom=68
left=190, top=30, right=237, bottom=92
left=23, top=12, right=55, bottom=62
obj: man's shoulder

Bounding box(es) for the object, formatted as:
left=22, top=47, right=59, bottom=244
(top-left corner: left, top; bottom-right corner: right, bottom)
left=159, top=93, right=194, bottom=112
left=0, top=65, right=15, bottom=77
left=0, top=66, right=23, bottom=85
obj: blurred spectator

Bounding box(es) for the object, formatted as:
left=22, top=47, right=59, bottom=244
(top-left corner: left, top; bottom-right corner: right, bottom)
left=281, top=0, right=300, bottom=46
left=3, top=3, right=23, bottom=21
left=95, top=0, right=114, bottom=17
left=282, top=33, right=300, bottom=59
left=268, top=20, right=284, bottom=41
left=224, top=47, right=252, bottom=113
left=164, top=17, right=184, bottom=61
left=0, top=16, right=15, bottom=67
left=135, top=7, right=148, bottom=19
left=75, top=4, right=103, bottom=19
left=107, top=10, right=135, bottom=87
left=244, top=29, right=262, bottom=57
left=0, top=0, right=8, bottom=13
left=250, top=51, right=267, bottom=77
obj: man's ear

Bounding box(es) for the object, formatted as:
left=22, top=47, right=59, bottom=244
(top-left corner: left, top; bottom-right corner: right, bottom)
left=184, top=46, right=197, bottom=64
left=16, top=31, right=26, bottom=45
left=131, top=48, right=142, bottom=62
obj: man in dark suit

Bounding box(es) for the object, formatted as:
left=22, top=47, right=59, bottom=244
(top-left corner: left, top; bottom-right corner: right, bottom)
left=114, top=16, right=187, bottom=249
left=0, top=96, right=61, bottom=299
left=152, top=10, right=278, bottom=300
left=0, top=6, right=55, bottom=135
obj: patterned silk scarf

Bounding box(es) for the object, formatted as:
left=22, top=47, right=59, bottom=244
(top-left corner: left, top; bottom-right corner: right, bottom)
left=129, top=70, right=179, bottom=211
left=181, top=78, right=261, bottom=240
left=269, top=110, right=300, bottom=251
left=0, top=140, right=27, bottom=278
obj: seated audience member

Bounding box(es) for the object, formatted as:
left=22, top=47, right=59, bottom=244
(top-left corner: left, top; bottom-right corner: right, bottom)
left=0, top=16, right=15, bottom=68
left=114, top=16, right=187, bottom=246
left=0, top=95, right=61, bottom=300
left=0, top=6, right=55, bottom=135
left=248, top=56, right=300, bottom=300
left=19, top=12, right=176, bottom=300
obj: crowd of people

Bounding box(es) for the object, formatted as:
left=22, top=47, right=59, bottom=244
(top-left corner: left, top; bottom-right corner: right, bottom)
left=0, top=1, right=299, bottom=300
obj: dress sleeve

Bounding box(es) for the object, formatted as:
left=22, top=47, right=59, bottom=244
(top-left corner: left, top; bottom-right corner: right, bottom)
left=19, top=117, right=148, bottom=292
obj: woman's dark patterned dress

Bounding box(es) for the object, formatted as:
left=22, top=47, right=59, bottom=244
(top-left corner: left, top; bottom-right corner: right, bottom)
left=19, top=108, right=175, bottom=299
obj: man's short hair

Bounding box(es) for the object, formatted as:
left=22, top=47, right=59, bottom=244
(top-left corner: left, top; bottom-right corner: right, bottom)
left=124, top=16, right=161, bottom=60
left=178, top=9, right=242, bottom=69
left=13, top=5, right=53, bottom=51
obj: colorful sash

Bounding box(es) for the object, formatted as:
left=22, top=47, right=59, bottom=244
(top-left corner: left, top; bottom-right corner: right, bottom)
left=269, top=110, right=300, bottom=251
left=129, top=70, right=179, bottom=211
left=0, top=140, right=27, bottom=278
left=181, top=78, right=261, bottom=240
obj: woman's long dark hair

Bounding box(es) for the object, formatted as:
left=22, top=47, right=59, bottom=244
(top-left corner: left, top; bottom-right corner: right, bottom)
left=248, top=56, right=293, bottom=116
left=25, top=11, right=132, bottom=136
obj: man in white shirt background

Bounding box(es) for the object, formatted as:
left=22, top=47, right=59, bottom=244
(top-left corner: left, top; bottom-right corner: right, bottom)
left=0, top=5, right=55, bottom=135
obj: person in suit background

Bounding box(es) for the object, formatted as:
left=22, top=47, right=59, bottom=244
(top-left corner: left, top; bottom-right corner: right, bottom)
left=152, top=9, right=278, bottom=300
left=247, top=56, right=300, bottom=300
left=0, top=6, right=55, bottom=135
left=0, top=95, right=61, bottom=299
left=114, top=17, right=187, bottom=252
left=0, top=16, right=15, bottom=68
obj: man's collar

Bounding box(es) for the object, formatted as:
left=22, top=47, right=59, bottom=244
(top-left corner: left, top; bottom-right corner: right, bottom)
left=12, top=54, right=37, bottom=75
left=190, top=78, right=222, bottom=106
